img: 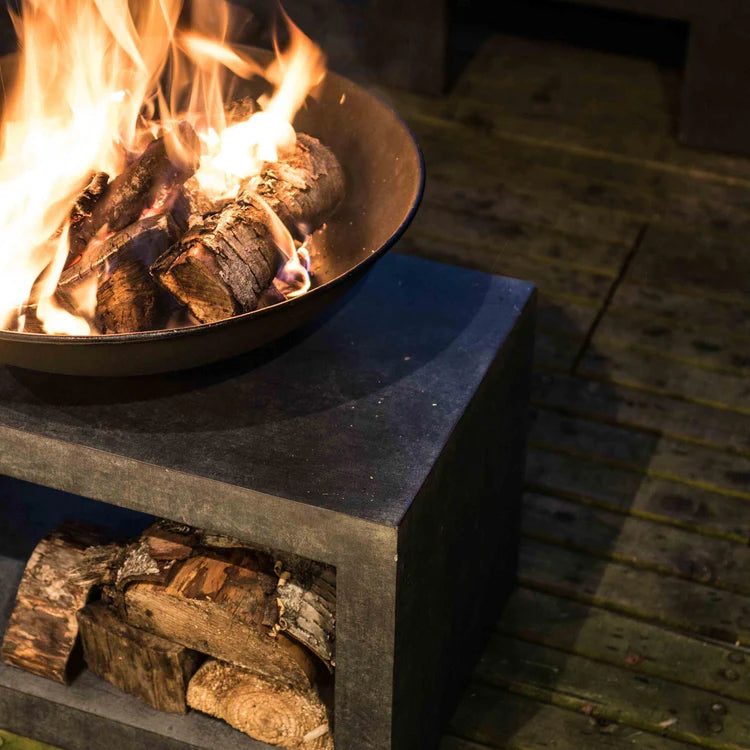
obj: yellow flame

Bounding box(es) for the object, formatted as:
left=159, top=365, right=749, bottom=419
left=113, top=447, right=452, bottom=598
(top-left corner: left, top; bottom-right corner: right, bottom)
left=0, top=0, right=322, bottom=334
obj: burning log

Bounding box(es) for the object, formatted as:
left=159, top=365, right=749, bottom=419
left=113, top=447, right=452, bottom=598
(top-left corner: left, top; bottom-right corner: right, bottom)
left=187, top=658, right=333, bottom=750
left=117, top=549, right=315, bottom=685
left=77, top=602, right=201, bottom=714
left=246, top=133, right=346, bottom=237
left=58, top=214, right=182, bottom=334
left=1, top=523, right=121, bottom=683
left=69, top=171, right=110, bottom=233
left=68, top=122, right=201, bottom=259
left=150, top=134, right=344, bottom=324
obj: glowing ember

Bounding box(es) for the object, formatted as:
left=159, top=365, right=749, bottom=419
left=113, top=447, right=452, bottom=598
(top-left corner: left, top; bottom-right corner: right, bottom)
left=0, top=0, right=327, bottom=335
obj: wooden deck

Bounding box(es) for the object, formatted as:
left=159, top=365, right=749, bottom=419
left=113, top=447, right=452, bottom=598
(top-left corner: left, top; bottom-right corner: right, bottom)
left=4, top=28, right=750, bottom=750
left=381, top=29, right=750, bottom=750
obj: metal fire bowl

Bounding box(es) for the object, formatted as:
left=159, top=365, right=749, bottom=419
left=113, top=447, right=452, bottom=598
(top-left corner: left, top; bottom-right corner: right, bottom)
left=0, top=54, right=424, bottom=376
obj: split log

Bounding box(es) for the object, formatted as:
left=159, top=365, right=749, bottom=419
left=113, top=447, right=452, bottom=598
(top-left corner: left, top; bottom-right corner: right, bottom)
left=69, top=172, right=110, bottom=234
left=150, top=134, right=344, bottom=324
left=1, top=522, right=121, bottom=683
left=137, top=520, right=337, bottom=667
left=78, top=602, right=201, bottom=714
left=274, top=560, right=336, bottom=669
left=68, top=122, right=200, bottom=258
left=120, top=550, right=316, bottom=685
left=187, top=658, right=333, bottom=750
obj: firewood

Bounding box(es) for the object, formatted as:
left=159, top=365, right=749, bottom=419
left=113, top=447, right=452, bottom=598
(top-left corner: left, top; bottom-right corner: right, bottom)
left=187, top=658, right=333, bottom=750
left=119, top=549, right=315, bottom=685
left=77, top=602, right=201, bottom=714
left=68, top=172, right=110, bottom=236
left=274, top=559, right=336, bottom=669
left=68, top=121, right=200, bottom=258
left=137, top=520, right=337, bottom=667
left=1, top=522, right=121, bottom=683
left=150, top=134, right=344, bottom=324
left=244, top=133, right=345, bottom=237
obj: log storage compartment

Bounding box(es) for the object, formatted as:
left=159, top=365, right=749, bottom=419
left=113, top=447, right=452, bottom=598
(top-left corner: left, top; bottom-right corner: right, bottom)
left=0, top=253, right=536, bottom=750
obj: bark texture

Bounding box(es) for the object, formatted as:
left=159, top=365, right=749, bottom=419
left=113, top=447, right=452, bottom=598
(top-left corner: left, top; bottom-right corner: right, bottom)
left=1, top=523, right=121, bottom=682
left=78, top=602, right=201, bottom=714
left=150, top=133, right=344, bottom=324
left=187, top=658, right=333, bottom=749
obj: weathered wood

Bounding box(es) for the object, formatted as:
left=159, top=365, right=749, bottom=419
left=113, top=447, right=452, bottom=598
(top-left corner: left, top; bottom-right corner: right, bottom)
left=274, top=558, right=336, bottom=667
left=526, top=447, right=750, bottom=543
left=500, top=588, right=750, bottom=703
left=529, top=409, right=750, bottom=499
left=522, top=492, right=750, bottom=595
left=1, top=523, right=121, bottom=683
left=187, top=658, right=333, bottom=749
left=578, top=344, right=750, bottom=415
left=519, top=539, right=750, bottom=645
left=447, top=682, right=697, bottom=750
left=69, top=122, right=200, bottom=258
left=77, top=602, right=201, bottom=714
left=531, top=371, right=750, bottom=457
left=120, top=550, right=314, bottom=685
left=478, top=634, right=750, bottom=750
left=151, top=134, right=344, bottom=323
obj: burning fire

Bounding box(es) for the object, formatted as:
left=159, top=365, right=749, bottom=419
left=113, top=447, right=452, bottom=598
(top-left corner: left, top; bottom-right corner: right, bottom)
left=0, top=0, right=325, bottom=335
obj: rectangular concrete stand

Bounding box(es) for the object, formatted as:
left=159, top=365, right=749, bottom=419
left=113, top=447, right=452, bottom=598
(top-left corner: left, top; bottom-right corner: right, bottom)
left=0, top=253, right=536, bottom=750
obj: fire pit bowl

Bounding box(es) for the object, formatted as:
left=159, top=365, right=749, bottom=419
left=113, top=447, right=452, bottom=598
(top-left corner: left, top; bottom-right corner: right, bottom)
left=0, top=53, right=424, bottom=376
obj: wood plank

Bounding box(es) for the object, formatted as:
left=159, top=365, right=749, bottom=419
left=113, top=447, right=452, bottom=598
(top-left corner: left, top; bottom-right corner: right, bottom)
left=526, top=447, right=750, bottom=543
left=623, top=224, right=750, bottom=307
left=522, top=493, right=750, bottom=594
left=446, top=682, right=695, bottom=750
left=529, top=409, right=750, bottom=499
left=413, top=199, right=632, bottom=276
left=478, top=635, right=750, bottom=749
left=398, top=234, right=614, bottom=304
left=450, top=35, right=750, bottom=183
left=500, top=588, right=750, bottom=703
left=577, top=344, right=750, bottom=414
left=593, top=311, right=750, bottom=377
left=531, top=372, right=750, bottom=456
left=519, top=539, right=750, bottom=645
left=607, top=285, right=750, bottom=345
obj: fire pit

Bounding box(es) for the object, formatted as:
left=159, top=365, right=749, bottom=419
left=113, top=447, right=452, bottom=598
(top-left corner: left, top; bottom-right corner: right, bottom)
left=0, top=1, right=423, bottom=376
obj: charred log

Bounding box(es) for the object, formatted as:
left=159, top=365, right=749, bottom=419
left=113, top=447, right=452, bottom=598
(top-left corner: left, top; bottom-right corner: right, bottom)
left=187, top=658, right=333, bottom=750
left=68, top=122, right=200, bottom=258
left=78, top=602, right=201, bottom=714
left=150, top=134, right=344, bottom=324
left=1, top=522, right=121, bottom=683
left=244, top=133, right=345, bottom=237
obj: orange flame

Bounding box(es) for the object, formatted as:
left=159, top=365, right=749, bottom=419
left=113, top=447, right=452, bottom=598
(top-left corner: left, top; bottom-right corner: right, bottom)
left=0, top=0, right=323, bottom=334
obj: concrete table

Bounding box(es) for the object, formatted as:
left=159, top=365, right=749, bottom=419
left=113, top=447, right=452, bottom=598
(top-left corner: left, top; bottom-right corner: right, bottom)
left=0, top=253, right=535, bottom=750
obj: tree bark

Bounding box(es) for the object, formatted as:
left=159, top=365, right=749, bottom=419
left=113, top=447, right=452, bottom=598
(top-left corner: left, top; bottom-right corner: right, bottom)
left=1, top=522, right=121, bottom=683
left=274, top=559, right=336, bottom=669
left=150, top=134, right=344, bottom=324
left=78, top=602, right=202, bottom=714
left=187, top=658, right=333, bottom=750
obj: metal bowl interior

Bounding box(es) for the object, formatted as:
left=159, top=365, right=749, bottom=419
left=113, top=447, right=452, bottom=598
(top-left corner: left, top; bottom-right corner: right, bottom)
left=0, top=53, right=424, bottom=376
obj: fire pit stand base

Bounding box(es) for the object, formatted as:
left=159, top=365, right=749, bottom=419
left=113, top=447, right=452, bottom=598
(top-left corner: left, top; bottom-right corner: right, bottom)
left=0, top=253, right=535, bottom=750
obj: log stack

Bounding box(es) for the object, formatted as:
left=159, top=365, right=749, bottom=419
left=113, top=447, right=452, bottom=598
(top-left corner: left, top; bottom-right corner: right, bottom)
left=1, top=520, right=336, bottom=749
left=52, top=111, right=344, bottom=334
